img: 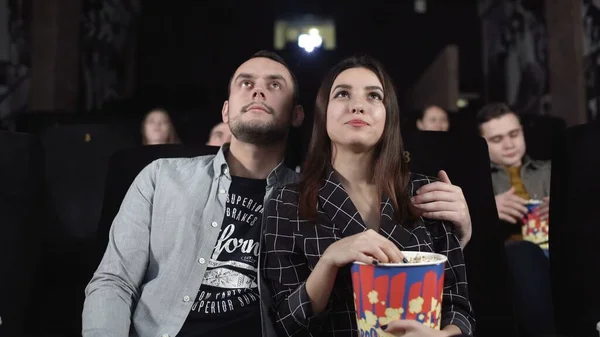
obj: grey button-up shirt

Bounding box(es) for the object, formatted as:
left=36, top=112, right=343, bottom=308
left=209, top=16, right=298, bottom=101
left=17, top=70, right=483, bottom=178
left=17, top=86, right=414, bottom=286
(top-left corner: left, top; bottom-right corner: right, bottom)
left=82, top=145, right=299, bottom=337
left=490, top=155, right=551, bottom=199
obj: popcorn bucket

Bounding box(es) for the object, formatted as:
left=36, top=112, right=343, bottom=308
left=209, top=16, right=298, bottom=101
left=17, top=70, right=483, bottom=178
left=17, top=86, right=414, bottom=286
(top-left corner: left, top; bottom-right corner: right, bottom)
left=351, top=251, right=447, bottom=337
left=521, top=199, right=549, bottom=249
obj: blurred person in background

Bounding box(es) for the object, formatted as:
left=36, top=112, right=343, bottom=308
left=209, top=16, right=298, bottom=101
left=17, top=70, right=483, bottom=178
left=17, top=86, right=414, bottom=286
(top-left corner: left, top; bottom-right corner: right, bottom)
left=206, top=122, right=232, bottom=146
left=477, top=102, right=550, bottom=232
left=141, top=107, right=180, bottom=145
left=416, top=105, right=450, bottom=131
left=477, top=102, right=555, bottom=337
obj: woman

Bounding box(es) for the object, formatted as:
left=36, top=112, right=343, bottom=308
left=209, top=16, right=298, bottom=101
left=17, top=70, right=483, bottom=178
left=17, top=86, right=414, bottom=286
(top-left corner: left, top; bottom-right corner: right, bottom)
left=416, top=105, right=450, bottom=132
left=141, top=107, right=180, bottom=145
left=263, top=56, right=474, bottom=337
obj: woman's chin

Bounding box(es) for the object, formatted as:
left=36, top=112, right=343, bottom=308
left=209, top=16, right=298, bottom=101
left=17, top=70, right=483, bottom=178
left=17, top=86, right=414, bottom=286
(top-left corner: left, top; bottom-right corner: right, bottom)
left=147, top=138, right=168, bottom=145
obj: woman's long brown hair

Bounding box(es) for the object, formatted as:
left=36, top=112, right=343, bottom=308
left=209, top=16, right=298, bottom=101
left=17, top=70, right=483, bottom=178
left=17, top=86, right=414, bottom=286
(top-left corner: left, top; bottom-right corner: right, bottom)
left=298, top=55, right=416, bottom=224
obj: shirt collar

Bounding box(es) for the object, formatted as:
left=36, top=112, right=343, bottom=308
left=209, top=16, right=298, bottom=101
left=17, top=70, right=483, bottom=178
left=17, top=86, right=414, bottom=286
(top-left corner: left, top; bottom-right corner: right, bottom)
left=212, top=143, right=290, bottom=186
left=490, top=154, right=539, bottom=172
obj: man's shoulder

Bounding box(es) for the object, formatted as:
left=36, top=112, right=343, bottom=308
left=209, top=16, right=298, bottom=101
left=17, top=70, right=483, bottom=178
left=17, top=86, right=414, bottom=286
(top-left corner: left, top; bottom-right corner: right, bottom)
left=532, top=158, right=551, bottom=167
left=150, top=154, right=218, bottom=177
left=528, top=158, right=551, bottom=172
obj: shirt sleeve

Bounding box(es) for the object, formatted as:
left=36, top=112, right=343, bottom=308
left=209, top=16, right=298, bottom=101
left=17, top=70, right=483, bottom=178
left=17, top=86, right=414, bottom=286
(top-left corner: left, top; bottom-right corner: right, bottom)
left=82, top=160, right=158, bottom=337
left=429, top=219, right=476, bottom=335
left=262, top=188, right=330, bottom=337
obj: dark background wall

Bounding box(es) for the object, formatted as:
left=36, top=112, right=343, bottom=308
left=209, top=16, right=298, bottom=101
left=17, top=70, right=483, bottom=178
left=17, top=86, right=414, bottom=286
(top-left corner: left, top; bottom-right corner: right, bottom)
left=133, top=0, right=483, bottom=143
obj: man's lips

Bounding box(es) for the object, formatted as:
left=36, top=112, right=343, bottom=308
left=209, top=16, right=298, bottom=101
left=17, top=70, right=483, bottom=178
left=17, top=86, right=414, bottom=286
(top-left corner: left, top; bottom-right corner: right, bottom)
left=245, top=105, right=270, bottom=114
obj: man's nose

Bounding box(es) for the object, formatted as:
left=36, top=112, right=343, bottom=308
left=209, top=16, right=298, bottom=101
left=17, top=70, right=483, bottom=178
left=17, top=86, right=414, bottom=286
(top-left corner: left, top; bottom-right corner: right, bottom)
left=252, top=88, right=265, bottom=100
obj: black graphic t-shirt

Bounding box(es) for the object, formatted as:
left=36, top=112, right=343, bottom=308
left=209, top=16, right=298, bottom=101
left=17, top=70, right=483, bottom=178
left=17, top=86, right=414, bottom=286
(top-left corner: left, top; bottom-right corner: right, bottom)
left=177, top=176, right=267, bottom=337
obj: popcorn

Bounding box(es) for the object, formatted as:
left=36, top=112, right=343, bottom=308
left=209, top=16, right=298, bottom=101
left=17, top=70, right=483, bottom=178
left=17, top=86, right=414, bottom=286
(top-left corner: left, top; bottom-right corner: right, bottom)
left=368, top=290, right=379, bottom=304
left=409, top=296, right=424, bottom=314
left=378, top=307, right=404, bottom=325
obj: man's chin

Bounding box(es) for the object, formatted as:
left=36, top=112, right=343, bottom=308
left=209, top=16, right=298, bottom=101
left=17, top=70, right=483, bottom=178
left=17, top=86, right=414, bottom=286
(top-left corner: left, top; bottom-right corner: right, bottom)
left=502, top=160, right=522, bottom=168
left=230, top=127, right=288, bottom=146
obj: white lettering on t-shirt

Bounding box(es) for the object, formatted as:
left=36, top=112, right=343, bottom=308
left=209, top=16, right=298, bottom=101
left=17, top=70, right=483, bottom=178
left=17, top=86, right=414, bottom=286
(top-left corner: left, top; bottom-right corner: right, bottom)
left=211, top=224, right=260, bottom=261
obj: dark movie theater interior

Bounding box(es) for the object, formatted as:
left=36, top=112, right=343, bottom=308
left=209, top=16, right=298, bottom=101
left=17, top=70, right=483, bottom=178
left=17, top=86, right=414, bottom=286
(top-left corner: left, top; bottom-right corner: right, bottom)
left=1, top=1, right=599, bottom=337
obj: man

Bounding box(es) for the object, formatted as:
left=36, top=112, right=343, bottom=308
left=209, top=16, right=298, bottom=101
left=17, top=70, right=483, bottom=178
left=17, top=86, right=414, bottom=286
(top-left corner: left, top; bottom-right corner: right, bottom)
left=477, top=102, right=551, bottom=226
left=416, top=104, right=450, bottom=132
left=206, top=122, right=232, bottom=146
left=476, top=101, right=555, bottom=336
left=83, top=51, right=473, bottom=337
left=83, top=50, right=304, bottom=337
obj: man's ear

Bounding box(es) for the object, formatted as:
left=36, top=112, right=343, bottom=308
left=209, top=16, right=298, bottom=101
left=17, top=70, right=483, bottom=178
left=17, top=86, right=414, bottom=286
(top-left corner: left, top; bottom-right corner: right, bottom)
left=221, top=100, right=229, bottom=123
left=291, top=105, right=304, bottom=128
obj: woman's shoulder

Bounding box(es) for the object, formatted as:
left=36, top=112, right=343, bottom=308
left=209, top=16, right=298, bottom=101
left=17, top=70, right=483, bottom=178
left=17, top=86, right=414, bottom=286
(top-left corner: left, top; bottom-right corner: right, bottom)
left=267, top=183, right=305, bottom=226
left=271, top=182, right=301, bottom=207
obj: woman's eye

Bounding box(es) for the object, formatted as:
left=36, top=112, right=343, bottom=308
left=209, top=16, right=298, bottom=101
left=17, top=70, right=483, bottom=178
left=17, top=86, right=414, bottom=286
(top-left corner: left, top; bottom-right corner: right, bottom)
left=334, top=91, right=349, bottom=98
left=369, top=92, right=383, bottom=100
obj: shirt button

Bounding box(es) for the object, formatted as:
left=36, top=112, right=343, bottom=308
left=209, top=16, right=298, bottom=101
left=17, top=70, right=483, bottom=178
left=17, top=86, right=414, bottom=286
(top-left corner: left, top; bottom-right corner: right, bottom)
left=219, top=189, right=226, bottom=194
left=224, top=168, right=229, bottom=175
left=198, top=257, right=205, bottom=264
left=183, top=295, right=190, bottom=302
left=211, top=222, right=218, bottom=228
left=162, top=334, right=170, bottom=337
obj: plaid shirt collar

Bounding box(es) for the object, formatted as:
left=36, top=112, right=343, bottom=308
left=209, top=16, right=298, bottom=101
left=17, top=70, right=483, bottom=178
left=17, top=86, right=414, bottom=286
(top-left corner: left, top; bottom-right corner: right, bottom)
left=317, top=167, right=417, bottom=248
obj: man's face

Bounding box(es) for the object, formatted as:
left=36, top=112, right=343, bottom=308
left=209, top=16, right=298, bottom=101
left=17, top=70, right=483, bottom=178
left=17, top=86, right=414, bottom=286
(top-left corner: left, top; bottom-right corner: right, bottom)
left=480, top=113, right=527, bottom=167
left=222, top=57, right=301, bottom=146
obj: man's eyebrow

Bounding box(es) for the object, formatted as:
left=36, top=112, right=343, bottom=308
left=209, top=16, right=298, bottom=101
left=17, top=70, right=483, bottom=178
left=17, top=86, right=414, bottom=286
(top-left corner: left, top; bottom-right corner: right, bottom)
left=266, top=74, right=287, bottom=83
left=233, top=73, right=288, bottom=85
left=233, top=73, right=255, bottom=82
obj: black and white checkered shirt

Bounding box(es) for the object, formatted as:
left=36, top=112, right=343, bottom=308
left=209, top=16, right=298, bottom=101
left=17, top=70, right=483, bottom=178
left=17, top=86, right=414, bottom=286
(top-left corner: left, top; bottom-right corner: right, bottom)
left=262, top=169, right=475, bottom=337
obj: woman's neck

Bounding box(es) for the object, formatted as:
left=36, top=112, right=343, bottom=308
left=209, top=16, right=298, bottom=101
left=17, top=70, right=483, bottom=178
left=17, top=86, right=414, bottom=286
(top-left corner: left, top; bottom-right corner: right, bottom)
left=331, top=146, right=377, bottom=192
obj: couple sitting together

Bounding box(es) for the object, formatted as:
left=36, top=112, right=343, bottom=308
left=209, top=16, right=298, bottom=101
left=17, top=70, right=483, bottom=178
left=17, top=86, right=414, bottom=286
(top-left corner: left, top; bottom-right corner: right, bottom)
left=83, top=51, right=475, bottom=337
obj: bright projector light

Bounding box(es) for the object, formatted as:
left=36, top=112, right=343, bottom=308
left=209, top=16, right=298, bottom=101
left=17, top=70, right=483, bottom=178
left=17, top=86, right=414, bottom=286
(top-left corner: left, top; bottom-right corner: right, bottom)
left=298, top=28, right=323, bottom=53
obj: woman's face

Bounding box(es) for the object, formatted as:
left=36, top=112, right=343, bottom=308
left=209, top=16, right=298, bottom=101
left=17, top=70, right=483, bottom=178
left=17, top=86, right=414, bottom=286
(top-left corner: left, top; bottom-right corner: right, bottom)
left=326, top=67, right=386, bottom=152
left=144, top=110, right=172, bottom=144
left=417, top=106, right=449, bottom=132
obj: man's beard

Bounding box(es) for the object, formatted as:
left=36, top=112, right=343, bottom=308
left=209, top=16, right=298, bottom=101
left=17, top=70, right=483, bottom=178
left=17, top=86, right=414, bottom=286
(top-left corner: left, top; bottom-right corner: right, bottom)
left=229, top=118, right=289, bottom=146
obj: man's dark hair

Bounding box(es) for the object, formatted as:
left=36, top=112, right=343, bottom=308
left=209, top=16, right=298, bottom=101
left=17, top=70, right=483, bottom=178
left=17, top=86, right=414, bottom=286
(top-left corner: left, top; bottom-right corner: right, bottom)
left=476, top=102, right=519, bottom=132
left=228, top=50, right=300, bottom=106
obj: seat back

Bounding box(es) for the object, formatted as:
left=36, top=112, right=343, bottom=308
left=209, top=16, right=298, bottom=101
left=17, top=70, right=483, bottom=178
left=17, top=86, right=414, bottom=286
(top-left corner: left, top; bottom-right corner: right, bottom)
left=0, top=132, right=43, bottom=337
left=521, top=114, right=566, bottom=161
left=549, top=123, right=600, bottom=337
left=403, top=130, right=517, bottom=337
left=24, top=124, right=137, bottom=336
left=40, top=124, right=138, bottom=240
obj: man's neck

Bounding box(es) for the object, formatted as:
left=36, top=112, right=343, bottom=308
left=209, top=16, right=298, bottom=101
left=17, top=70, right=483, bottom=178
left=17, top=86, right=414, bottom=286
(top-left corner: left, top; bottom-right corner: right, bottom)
left=226, top=139, right=286, bottom=180
left=501, top=159, right=524, bottom=170
left=331, top=147, right=375, bottom=190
